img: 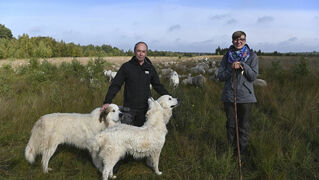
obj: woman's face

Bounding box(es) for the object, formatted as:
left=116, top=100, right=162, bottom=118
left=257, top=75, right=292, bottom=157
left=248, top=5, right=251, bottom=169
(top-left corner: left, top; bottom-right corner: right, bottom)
left=232, top=35, right=246, bottom=50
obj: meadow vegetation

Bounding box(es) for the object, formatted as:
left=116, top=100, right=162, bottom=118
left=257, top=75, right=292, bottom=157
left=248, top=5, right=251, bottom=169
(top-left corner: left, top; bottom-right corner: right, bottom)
left=0, top=56, right=318, bottom=179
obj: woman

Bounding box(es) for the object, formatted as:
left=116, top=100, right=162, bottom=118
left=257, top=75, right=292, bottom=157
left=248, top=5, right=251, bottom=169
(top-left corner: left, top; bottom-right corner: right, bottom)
left=217, top=31, right=258, bottom=158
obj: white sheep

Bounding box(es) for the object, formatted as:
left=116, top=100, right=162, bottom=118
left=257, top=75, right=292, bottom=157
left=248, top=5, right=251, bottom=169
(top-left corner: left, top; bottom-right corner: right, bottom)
left=253, top=78, right=267, bottom=87
left=182, top=74, right=206, bottom=87
left=104, top=70, right=117, bottom=82
left=169, top=71, right=179, bottom=88
left=161, top=68, right=172, bottom=76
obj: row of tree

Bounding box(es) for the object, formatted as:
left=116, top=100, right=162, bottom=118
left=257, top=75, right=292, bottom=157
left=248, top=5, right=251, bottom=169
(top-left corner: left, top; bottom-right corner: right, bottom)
left=0, top=24, right=210, bottom=59
left=0, top=33, right=127, bottom=59
left=2, top=24, right=317, bottom=59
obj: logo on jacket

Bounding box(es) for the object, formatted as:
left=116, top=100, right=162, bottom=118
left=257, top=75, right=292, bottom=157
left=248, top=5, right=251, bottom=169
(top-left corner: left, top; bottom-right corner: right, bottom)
left=145, top=71, right=149, bottom=74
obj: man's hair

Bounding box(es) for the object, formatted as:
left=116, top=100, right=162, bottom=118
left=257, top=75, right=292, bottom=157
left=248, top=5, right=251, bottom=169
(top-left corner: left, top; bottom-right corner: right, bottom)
left=232, top=31, right=246, bottom=40
left=134, top=41, right=148, bottom=52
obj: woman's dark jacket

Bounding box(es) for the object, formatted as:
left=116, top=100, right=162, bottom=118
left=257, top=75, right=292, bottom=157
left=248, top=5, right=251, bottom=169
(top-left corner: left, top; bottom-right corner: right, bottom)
left=103, top=56, right=168, bottom=109
left=217, top=47, right=258, bottom=103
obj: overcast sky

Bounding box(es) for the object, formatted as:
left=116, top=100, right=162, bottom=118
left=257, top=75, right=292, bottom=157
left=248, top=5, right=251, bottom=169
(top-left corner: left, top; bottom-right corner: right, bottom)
left=1, top=0, right=319, bottom=53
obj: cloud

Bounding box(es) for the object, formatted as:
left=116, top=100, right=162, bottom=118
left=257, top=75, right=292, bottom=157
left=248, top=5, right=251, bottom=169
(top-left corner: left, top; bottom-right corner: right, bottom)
left=257, top=16, right=274, bottom=23
left=288, top=37, right=297, bottom=42
left=227, top=19, right=237, bottom=24
left=209, top=14, right=229, bottom=21
left=167, top=24, right=181, bottom=32
left=29, top=26, right=42, bottom=34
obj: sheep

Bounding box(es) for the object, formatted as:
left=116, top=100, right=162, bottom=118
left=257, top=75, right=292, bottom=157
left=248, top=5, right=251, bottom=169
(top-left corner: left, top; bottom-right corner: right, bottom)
left=175, top=64, right=187, bottom=73
left=104, top=70, right=117, bottom=82
left=182, top=74, right=206, bottom=87
left=253, top=78, right=267, bottom=87
left=161, top=68, right=172, bottom=76
left=169, top=71, right=179, bottom=87
left=190, top=66, right=205, bottom=74
left=190, top=62, right=209, bottom=74
left=191, top=74, right=206, bottom=87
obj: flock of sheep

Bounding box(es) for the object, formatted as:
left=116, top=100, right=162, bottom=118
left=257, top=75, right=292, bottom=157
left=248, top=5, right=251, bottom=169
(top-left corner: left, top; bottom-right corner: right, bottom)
left=103, top=57, right=267, bottom=88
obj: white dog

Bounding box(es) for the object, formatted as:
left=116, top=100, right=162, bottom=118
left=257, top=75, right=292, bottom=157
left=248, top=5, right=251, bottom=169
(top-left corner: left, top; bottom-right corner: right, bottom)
left=87, top=95, right=179, bottom=179
left=169, top=71, right=179, bottom=88
left=25, top=104, right=122, bottom=173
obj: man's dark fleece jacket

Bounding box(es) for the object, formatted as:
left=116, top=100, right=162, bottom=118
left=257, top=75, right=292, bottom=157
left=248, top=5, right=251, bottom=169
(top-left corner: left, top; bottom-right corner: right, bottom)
left=103, top=56, right=168, bottom=109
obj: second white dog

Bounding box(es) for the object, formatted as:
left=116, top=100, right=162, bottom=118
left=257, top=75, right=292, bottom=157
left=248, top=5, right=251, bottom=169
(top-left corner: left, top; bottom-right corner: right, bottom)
left=25, top=104, right=122, bottom=173
left=87, top=95, right=179, bottom=179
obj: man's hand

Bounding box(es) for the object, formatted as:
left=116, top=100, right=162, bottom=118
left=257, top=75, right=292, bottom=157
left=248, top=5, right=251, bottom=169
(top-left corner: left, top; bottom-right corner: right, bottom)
left=100, top=103, right=110, bottom=112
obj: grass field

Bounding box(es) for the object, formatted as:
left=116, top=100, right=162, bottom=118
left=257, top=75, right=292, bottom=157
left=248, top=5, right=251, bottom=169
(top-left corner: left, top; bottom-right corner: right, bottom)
left=0, top=56, right=318, bottom=179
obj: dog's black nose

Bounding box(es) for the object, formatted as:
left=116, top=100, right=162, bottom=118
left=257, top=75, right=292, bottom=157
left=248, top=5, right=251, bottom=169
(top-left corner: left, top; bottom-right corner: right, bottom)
left=119, top=112, right=123, bottom=118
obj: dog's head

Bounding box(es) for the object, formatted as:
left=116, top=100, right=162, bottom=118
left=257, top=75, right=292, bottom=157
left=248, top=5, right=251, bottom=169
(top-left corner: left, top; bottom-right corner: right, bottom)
left=146, top=95, right=179, bottom=126
left=156, top=95, right=179, bottom=109
left=99, top=104, right=122, bottom=127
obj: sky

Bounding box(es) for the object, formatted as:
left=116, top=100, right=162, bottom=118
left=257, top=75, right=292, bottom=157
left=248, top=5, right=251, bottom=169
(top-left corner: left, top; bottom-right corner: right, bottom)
left=1, top=0, right=319, bottom=53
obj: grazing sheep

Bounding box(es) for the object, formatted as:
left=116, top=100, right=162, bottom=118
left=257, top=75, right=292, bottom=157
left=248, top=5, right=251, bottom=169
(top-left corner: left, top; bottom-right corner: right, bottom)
left=169, top=71, right=179, bottom=87
left=190, top=62, right=209, bottom=74
left=104, top=70, right=117, bottom=82
left=161, top=68, right=172, bottom=76
left=182, top=74, right=193, bottom=86
left=175, top=64, right=187, bottom=73
left=182, top=74, right=206, bottom=87
left=253, top=78, right=267, bottom=87
left=190, top=66, right=205, bottom=74
left=191, top=74, right=206, bottom=87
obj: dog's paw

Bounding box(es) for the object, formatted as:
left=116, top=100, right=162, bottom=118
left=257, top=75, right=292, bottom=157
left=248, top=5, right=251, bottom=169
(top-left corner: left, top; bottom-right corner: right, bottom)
left=156, top=171, right=162, bottom=175
left=44, top=167, right=53, bottom=173
left=111, top=175, right=117, bottom=179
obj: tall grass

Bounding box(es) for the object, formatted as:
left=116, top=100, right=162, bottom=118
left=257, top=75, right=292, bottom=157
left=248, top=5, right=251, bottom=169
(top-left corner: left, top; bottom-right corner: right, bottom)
left=0, top=57, right=318, bottom=179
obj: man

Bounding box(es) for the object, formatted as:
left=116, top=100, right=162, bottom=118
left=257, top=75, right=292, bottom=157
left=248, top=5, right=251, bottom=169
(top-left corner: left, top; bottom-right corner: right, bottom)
left=101, top=41, right=169, bottom=127
left=217, top=31, right=258, bottom=159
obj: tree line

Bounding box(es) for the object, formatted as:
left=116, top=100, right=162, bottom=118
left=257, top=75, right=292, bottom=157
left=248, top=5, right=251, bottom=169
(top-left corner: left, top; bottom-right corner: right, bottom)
left=1, top=24, right=317, bottom=59
left=0, top=24, right=212, bottom=59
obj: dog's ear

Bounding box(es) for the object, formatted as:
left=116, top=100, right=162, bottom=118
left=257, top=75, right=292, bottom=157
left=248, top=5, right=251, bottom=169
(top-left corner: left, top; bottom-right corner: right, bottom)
left=157, top=99, right=169, bottom=109
left=148, top=97, right=155, bottom=109
left=99, top=106, right=111, bottom=125
left=148, top=97, right=155, bottom=103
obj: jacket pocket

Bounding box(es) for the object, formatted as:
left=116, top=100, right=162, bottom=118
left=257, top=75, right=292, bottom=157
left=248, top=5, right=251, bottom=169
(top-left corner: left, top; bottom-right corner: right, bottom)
left=243, top=82, right=252, bottom=94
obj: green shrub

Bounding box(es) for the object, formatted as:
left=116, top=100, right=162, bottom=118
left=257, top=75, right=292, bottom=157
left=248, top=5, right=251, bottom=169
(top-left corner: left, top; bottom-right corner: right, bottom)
left=293, top=57, right=310, bottom=78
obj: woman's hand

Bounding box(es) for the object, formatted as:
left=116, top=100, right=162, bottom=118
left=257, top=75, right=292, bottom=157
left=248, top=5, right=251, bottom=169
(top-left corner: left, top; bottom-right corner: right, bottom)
left=232, top=61, right=243, bottom=70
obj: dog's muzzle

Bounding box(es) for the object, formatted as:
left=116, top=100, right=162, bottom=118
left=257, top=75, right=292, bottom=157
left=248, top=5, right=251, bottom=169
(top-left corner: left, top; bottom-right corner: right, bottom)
left=171, top=98, right=181, bottom=108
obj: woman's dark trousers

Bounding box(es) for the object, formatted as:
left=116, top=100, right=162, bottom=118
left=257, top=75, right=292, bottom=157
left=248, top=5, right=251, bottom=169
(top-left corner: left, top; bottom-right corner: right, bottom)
left=224, top=102, right=252, bottom=156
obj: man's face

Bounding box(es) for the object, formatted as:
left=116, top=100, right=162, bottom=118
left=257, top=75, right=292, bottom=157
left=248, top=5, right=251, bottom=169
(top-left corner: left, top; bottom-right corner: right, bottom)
left=232, top=35, right=246, bottom=50
left=135, top=43, right=147, bottom=62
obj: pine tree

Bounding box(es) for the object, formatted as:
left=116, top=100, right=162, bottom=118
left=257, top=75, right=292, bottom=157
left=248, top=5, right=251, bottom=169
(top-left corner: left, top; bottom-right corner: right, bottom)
left=0, top=24, right=13, bottom=39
